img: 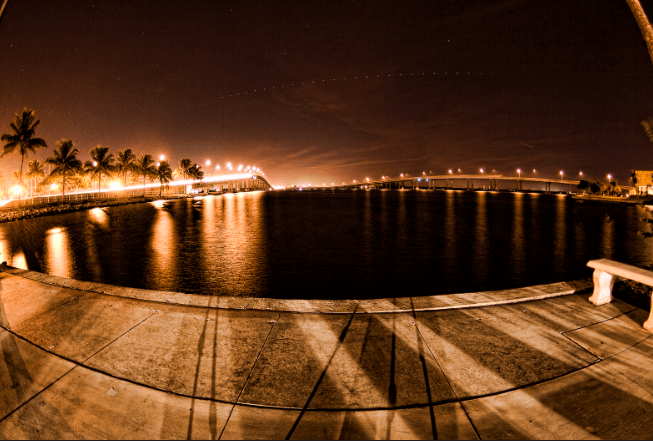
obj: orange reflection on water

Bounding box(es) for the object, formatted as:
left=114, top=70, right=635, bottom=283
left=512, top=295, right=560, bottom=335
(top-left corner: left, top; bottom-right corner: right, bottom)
left=145, top=204, right=176, bottom=288
left=202, top=192, right=266, bottom=296
left=45, top=227, right=71, bottom=278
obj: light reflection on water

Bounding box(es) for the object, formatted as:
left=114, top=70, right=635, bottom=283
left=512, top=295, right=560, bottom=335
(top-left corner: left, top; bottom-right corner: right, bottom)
left=0, top=190, right=651, bottom=300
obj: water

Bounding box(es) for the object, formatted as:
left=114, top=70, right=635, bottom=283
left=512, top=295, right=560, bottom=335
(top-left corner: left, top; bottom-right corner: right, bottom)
left=0, top=190, right=650, bottom=299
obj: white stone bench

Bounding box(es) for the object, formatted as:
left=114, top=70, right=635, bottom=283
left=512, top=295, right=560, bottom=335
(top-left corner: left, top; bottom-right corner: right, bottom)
left=587, top=259, right=653, bottom=332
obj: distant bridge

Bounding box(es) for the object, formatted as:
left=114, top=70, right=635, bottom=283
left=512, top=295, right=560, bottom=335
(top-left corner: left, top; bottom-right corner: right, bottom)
left=9, top=173, right=273, bottom=207
left=330, top=174, right=582, bottom=193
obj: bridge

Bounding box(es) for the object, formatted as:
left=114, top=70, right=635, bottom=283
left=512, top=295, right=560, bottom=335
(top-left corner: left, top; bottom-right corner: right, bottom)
left=331, top=174, right=581, bottom=193
left=10, top=173, right=273, bottom=206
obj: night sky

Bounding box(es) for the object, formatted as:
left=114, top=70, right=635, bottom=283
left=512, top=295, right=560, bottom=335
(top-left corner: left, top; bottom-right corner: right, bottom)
left=1, top=0, right=653, bottom=187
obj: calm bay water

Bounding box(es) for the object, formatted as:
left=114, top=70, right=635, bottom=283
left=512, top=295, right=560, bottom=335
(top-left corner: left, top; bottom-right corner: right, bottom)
left=0, top=190, right=650, bottom=299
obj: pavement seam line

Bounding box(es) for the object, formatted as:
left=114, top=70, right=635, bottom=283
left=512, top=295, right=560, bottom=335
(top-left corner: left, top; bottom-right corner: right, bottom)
left=409, top=298, right=437, bottom=440
left=285, top=306, right=359, bottom=440
left=81, top=311, right=158, bottom=364
left=3, top=288, right=91, bottom=331
left=218, top=312, right=280, bottom=440
left=0, top=361, right=80, bottom=426
left=410, top=302, right=482, bottom=440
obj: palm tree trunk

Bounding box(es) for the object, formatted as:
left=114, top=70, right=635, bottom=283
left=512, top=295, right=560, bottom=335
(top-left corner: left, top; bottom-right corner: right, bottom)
left=62, top=174, right=66, bottom=200
left=626, top=0, right=653, bottom=67
left=98, top=174, right=101, bottom=195
left=143, top=175, right=146, bottom=197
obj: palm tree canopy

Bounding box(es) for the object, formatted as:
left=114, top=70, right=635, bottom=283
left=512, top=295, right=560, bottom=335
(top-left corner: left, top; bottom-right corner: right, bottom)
left=135, top=154, right=158, bottom=180
left=117, top=148, right=137, bottom=173
left=1, top=109, right=47, bottom=183
left=156, top=161, right=173, bottom=186
left=26, top=159, right=45, bottom=179
left=84, top=146, right=116, bottom=179
left=178, top=158, right=193, bottom=179
left=188, top=164, right=204, bottom=181
left=46, top=140, right=83, bottom=179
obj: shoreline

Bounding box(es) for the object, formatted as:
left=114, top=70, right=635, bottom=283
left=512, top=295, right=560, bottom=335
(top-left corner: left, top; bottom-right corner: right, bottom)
left=0, top=194, right=194, bottom=223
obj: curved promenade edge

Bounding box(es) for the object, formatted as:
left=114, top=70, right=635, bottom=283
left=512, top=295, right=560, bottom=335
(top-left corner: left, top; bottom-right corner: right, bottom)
left=0, top=265, right=652, bottom=439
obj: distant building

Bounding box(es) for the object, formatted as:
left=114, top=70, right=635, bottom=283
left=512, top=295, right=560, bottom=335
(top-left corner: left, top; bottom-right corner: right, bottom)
left=630, top=170, right=653, bottom=195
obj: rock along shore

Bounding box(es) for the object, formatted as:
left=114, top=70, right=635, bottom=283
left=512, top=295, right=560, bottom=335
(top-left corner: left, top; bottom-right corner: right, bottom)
left=0, top=195, right=193, bottom=224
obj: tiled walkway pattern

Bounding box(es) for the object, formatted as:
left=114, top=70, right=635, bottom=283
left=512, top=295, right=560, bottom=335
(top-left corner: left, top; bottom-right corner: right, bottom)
left=0, top=268, right=652, bottom=439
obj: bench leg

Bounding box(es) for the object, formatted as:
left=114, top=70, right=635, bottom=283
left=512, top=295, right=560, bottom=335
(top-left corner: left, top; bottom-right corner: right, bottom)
left=588, top=269, right=614, bottom=306
left=644, top=299, right=653, bottom=333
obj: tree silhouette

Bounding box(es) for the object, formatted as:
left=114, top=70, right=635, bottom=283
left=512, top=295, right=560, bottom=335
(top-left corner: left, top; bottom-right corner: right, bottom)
left=1, top=109, right=47, bottom=204
left=134, top=154, right=157, bottom=196
left=116, top=148, right=137, bottom=187
left=155, top=161, right=173, bottom=198
left=25, top=159, right=45, bottom=197
left=84, top=146, right=116, bottom=194
left=46, top=140, right=83, bottom=198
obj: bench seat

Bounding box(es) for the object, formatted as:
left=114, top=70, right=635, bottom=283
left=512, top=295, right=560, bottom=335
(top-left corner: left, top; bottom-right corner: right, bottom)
left=587, top=258, right=653, bottom=332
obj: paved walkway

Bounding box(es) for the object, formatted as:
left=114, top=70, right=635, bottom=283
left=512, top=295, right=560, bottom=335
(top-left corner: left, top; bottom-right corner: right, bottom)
left=0, top=266, right=652, bottom=439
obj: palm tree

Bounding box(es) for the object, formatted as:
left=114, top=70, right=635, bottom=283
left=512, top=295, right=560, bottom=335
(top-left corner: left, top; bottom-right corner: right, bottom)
left=155, top=161, right=173, bottom=198
left=626, top=0, right=653, bottom=66
left=84, top=146, right=116, bottom=194
left=134, top=154, right=157, bottom=196
left=178, top=158, right=193, bottom=179
left=116, top=148, right=137, bottom=187
left=188, top=163, right=204, bottom=182
left=1, top=109, right=47, bottom=204
left=46, top=140, right=83, bottom=199
left=25, top=159, right=45, bottom=197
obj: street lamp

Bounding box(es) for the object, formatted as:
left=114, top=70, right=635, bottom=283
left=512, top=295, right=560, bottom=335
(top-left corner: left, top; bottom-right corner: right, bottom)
left=160, top=154, right=165, bottom=161
left=517, top=168, right=521, bottom=178
left=560, top=171, right=564, bottom=180
left=448, top=169, right=452, bottom=174
left=607, top=174, right=612, bottom=182
left=480, top=168, right=484, bottom=176
left=579, top=171, right=583, bottom=178
left=532, top=169, right=536, bottom=178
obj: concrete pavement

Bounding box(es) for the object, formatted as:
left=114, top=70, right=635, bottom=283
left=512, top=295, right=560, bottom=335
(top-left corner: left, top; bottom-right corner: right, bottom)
left=0, top=266, right=652, bottom=439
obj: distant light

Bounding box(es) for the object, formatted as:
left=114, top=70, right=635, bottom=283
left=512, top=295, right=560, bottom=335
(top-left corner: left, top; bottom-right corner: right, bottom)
left=448, top=169, right=452, bottom=174
left=608, top=174, right=612, bottom=181
left=109, top=182, right=121, bottom=190
left=237, top=164, right=243, bottom=171
left=10, top=185, right=22, bottom=196
left=50, top=183, right=59, bottom=190
left=205, top=159, right=211, bottom=166
left=216, top=165, right=220, bottom=170
left=156, top=162, right=160, bottom=167
left=160, top=154, right=165, bottom=161
left=93, top=161, right=98, bottom=167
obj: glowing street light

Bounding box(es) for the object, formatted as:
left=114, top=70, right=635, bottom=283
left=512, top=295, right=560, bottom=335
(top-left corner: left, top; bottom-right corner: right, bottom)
left=215, top=164, right=220, bottom=171
left=480, top=168, right=484, bottom=176
left=160, top=154, right=165, bottom=161
left=93, top=161, right=98, bottom=167
left=560, top=171, right=564, bottom=180
left=607, top=174, right=612, bottom=182
left=517, top=168, right=521, bottom=178
left=237, top=164, right=243, bottom=172
left=10, top=185, right=22, bottom=197
left=532, top=169, right=536, bottom=178
left=579, top=171, right=583, bottom=178
left=448, top=169, right=452, bottom=174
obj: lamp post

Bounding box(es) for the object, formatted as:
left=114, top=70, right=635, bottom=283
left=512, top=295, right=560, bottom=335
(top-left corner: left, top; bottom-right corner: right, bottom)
left=532, top=169, right=536, bottom=178
left=560, top=171, right=564, bottom=181
left=517, top=168, right=521, bottom=178
left=480, top=168, right=484, bottom=176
